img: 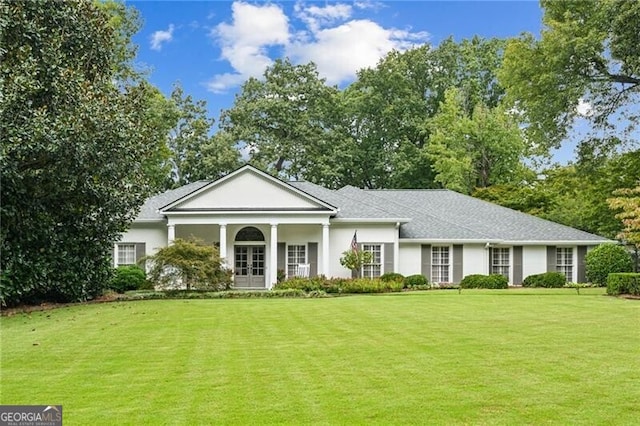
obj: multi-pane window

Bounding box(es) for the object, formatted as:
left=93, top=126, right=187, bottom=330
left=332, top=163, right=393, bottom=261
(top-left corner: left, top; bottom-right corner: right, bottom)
left=362, top=244, right=382, bottom=278
left=117, top=243, right=136, bottom=265
left=431, top=246, right=450, bottom=283
left=557, top=247, right=573, bottom=282
left=491, top=247, right=510, bottom=279
left=287, top=245, right=306, bottom=277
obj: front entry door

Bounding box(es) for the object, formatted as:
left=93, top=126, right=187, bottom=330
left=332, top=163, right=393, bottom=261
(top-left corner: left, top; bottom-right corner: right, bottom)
left=234, top=245, right=265, bottom=288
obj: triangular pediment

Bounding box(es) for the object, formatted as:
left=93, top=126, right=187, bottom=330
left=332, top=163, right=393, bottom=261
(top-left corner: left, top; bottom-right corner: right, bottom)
left=161, top=165, right=336, bottom=213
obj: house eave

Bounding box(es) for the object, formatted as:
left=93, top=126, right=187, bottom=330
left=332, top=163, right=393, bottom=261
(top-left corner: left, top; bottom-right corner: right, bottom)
left=399, top=238, right=502, bottom=245
left=132, top=218, right=165, bottom=224
left=498, top=239, right=612, bottom=246
left=331, top=218, right=412, bottom=224
left=162, top=208, right=337, bottom=215
left=399, top=238, right=612, bottom=245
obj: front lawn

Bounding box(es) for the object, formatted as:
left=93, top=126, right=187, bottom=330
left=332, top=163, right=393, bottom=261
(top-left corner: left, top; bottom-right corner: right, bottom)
left=1, top=289, right=638, bottom=424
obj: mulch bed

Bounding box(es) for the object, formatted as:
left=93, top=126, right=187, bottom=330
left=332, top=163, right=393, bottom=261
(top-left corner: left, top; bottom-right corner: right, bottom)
left=1, top=293, right=121, bottom=317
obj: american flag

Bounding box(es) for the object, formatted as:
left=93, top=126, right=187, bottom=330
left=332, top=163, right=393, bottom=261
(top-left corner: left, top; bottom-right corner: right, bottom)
left=351, top=230, right=358, bottom=253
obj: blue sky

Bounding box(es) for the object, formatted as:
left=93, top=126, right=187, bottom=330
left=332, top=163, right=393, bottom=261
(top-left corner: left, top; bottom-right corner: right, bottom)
left=128, top=1, right=580, bottom=161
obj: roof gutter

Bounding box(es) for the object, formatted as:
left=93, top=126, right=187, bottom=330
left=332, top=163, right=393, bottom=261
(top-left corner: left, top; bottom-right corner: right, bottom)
left=399, top=238, right=612, bottom=245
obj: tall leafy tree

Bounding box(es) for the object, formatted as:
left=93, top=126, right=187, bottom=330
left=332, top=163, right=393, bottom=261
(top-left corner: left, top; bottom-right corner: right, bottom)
left=166, top=84, right=216, bottom=188
left=219, top=58, right=343, bottom=181
left=425, top=88, right=526, bottom=194
left=341, top=47, right=433, bottom=189
left=198, top=130, right=242, bottom=182
left=500, top=0, right=640, bottom=152
left=136, top=84, right=180, bottom=193
left=0, top=0, right=164, bottom=306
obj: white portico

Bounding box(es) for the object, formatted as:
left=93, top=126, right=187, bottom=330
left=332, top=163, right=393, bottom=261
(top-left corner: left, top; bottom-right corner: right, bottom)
left=159, top=165, right=336, bottom=289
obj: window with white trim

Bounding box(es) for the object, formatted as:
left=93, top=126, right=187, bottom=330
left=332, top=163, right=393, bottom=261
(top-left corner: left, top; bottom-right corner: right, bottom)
left=431, top=246, right=450, bottom=283
left=287, top=245, right=306, bottom=277
left=362, top=244, right=382, bottom=278
left=556, top=247, right=573, bottom=282
left=117, top=243, right=136, bottom=266
left=491, top=247, right=510, bottom=279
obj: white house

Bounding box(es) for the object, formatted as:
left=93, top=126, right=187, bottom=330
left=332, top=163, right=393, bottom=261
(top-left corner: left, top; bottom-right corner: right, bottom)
left=115, top=165, right=610, bottom=289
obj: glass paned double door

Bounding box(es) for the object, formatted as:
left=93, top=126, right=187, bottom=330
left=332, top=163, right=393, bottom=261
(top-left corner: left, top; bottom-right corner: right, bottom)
left=234, top=245, right=265, bottom=288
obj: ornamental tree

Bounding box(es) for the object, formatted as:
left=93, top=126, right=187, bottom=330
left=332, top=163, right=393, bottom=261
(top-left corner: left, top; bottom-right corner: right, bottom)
left=608, top=184, right=640, bottom=249
left=339, top=250, right=373, bottom=279
left=146, top=238, right=231, bottom=291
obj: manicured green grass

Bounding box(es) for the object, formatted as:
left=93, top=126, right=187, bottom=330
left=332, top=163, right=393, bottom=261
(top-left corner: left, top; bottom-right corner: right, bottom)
left=2, top=289, right=639, bottom=425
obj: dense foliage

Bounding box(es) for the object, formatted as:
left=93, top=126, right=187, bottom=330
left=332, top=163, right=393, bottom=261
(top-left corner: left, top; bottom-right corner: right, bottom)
left=460, top=274, right=509, bottom=289
left=522, top=272, right=567, bottom=288
left=585, top=244, right=633, bottom=286
left=0, top=0, right=163, bottom=306
left=606, top=273, right=640, bottom=296
left=165, top=84, right=240, bottom=189
left=219, top=58, right=343, bottom=183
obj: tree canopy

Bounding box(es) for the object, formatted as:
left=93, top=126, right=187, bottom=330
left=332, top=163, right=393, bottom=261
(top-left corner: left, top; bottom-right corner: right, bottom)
left=165, top=84, right=240, bottom=189
left=500, top=0, right=640, bottom=152
left=219, top=58, right=343, bottom=182
left=425, top=88, right=525, bottom=194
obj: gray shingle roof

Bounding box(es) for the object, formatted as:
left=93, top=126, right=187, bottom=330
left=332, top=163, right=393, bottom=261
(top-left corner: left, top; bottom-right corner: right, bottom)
left=366, top=189, right=608, bottom=242
left=289, top=182, right=401, bottom=220
left=137, top=181, right=210, bottom=220
left=135, top=175, right=608, bottom=243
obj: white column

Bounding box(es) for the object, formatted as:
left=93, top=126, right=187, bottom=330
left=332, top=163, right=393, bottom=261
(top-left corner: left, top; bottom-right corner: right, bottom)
left=322, top=223, right=330, bottom=277
left=219, top=224, right=227, bottom=264
left=270, top=223, right=278, bottom=289
left=167, top=224, right=175, bottom=245
left=394, top=222, right=400, bottom=273
left=113, top=243, right=119, bottom=267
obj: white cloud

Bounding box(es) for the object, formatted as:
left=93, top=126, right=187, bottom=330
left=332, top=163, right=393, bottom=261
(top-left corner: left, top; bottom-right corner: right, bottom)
left=150, top=24, right=175, bottom=51
left=206, top=1, right=429, bottom=92
left=287, top=16, right=428, bottom=85
left=354, top=0, right=385, bottom=11
left=294, top=2, right=352, bottom=32
left=207, top=2, right=289, bottom=93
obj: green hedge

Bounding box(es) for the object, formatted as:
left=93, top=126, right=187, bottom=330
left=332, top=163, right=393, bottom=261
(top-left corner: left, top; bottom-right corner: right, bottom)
left=109, top=265, right=150, bottom=293
left=585, top=244, right=633, bottom=286
left=119, top=289, right=328, bottom=300
left=380, top=272, right=404, bottom=283
left=522, top=272, right=566, bottom=288
left=404, top=274, right=429, bottom=288
left=274, top=277, right=404, bottom=294
left=460, top=274, right=509, bottom=289
left=606, top=273, right=640, bottom=296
